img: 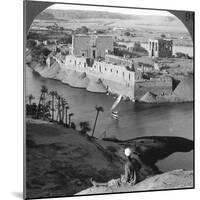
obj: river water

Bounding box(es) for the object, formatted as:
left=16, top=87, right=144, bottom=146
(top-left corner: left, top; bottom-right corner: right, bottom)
left=26, top=66, right=193, bottom=171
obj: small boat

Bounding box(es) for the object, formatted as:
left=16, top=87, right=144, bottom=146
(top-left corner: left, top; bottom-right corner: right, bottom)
left=111, top=95, right=122, bottom=119
left=111, top=111, right=119, bottom=119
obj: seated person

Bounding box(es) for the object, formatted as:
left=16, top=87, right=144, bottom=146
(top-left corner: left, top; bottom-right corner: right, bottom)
left=90, top=147, right=140, bottom=187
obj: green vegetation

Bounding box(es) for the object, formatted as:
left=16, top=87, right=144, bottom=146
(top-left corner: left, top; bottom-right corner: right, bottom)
left=161, top=34, right=166, bottom=38
left=49, top=90, right=57, bottom=121
left=26, top=39, right=37, bottom=49
left=80, top=121, right=91, bottom=135
left=31, top=45, right=51, bottom=65
left=113, top=42, right=148, bottom=58
left=75, top=26, right=89, bottom=34
left=26, top=85, right=104, bottom=136
left=175, top=52, right=192, bottom=59
left=130, top=42, right=148, bottom=54
left=57, top=35, right=72, bottom=44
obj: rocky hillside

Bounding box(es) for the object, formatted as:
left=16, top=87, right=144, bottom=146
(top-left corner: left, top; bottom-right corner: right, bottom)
left=26, top=118, right=193, bottom=199
left=36, top=9, right=141, bottom=20
left=76, top=169, right=193, bottom=195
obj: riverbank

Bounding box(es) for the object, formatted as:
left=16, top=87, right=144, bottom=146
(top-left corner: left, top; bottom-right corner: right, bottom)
left=138, top=77, right=193, bottom=103
left=26, top=118, right=193, bottom=199
left=27, top=56, right=193, bottom=103
left=28, top=58, right=135, bottom=99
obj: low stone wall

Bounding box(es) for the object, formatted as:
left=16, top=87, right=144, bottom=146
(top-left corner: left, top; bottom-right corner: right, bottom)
left=135, top=79, right=172, bottom=100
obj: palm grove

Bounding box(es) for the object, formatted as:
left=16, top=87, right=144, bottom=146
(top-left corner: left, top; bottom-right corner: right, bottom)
left=26, top=85, right=104, bottom=137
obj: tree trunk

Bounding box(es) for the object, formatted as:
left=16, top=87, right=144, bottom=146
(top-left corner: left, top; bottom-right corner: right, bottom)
left=29, top=99, right=32, bottom=115
left=92, top=111, right=99, bottom=137
left=57, top=100, right=60, bottom=122
left=65, top=108, right=68, bottom=126
left=68, top=116, right=71, bottom=127
left=59, top=105, right=62, bottom=124
left=52, top=96, right=54, bottom=121
left=36, top=93, right=43, bottom=119
left=43, top=93, right=46, bottom=120
left=61, top=105, right=65, bottom=124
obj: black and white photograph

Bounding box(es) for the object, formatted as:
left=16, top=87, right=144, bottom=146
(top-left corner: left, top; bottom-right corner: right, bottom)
left=24, top=1, right=194, bottom=199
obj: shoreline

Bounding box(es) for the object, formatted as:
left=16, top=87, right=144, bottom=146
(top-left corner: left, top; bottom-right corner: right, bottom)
left=27, top=59, right=193, bottom=104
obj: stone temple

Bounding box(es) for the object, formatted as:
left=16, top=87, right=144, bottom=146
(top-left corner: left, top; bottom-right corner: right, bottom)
left=71, top=34, right=113, bottom=59
left=148, top=38, right=173, bottom=58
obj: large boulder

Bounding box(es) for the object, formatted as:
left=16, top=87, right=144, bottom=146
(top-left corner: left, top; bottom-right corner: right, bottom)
left=172, top=78, right=193, bottom=101
left=87, top=78, right=107, bottom=93
left=140, top=92, right=157, bottom=103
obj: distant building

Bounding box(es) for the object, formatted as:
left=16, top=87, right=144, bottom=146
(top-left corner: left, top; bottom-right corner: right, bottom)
left=72, top=34, right=113, bottom=59
left=148, top=38, right=173, bottom=58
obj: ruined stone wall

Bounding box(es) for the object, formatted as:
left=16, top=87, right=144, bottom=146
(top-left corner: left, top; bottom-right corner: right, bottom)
left=65, top=55, right=135, bottom=86
left=93, top=61, right=135, bottom=86
left=72, top=35, right=90, bottom=56
left=158, top=40, right=173, bottom=58
left=148, top=40, right=159, bottom=58
left=72, top=35, right=113, bottom=58
left=105, top=54, right=133, bottom=66
left=149, top=39, right=173, bottom=58
left=135, top=77, right=172, bottom=99
left=96, top=36, right=113, bottom=58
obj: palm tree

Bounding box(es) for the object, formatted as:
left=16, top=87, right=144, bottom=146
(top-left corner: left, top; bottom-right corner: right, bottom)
left=43, top=100, right=51, bottom=120
left=27, top=94, right=35, bottom=105
left=56, top=94, right=62, bottom=123
left=36, top=85, right=48, bottom=119
left=92, top=106, right=104, bottom=137
left=41, top=86, right=48, bottom=120
left=42, top=86, right=48, bottom=108
left=49, top=90, right=57, bottom=121
left=80, top=121, right=91, bottom=135
left=61, top=97, right=67, bottom=124
left=65, top=105, right=69, bottom=126
left=68, top=113, right=74, bottom=127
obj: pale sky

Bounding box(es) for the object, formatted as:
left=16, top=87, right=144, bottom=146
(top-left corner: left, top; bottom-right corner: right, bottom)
left=48, top=4, right=173, bottom=16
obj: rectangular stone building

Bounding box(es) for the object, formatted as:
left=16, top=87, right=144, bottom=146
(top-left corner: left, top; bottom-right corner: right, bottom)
left=72, top=34, right=113, bottom=58
left=148, top=38, right=173, bottom=58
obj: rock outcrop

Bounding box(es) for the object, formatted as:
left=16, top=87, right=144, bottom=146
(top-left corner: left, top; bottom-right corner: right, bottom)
left=140, top=92, right=157, bottom=103
left=86, top=78, right=107, bottom=93
left=76, top=169, right=193, bottom=195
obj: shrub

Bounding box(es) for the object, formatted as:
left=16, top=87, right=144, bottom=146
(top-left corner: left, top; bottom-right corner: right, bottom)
left=26, top=39, right=37, bottom=49
left=175, top=52, right=191, bottom=59
left=79, top=121, right=91, bottom=135
left=75, top=26, right=89, bottom=34
left=31, top=45, right=51, bottom=65
left=130, top=42, right=148, bottom=54
left=124, top=31, right=131, bottom=36
left=161, top=34, right=166, bottom=38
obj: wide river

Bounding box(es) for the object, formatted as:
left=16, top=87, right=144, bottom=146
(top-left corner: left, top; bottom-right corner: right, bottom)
left=26, top=66, right=194, bottom=172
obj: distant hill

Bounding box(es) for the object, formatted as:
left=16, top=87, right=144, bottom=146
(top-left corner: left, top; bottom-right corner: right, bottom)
left=36, top=9, right=142, bottom=20
left=36, top=11, right=56, bottom=20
